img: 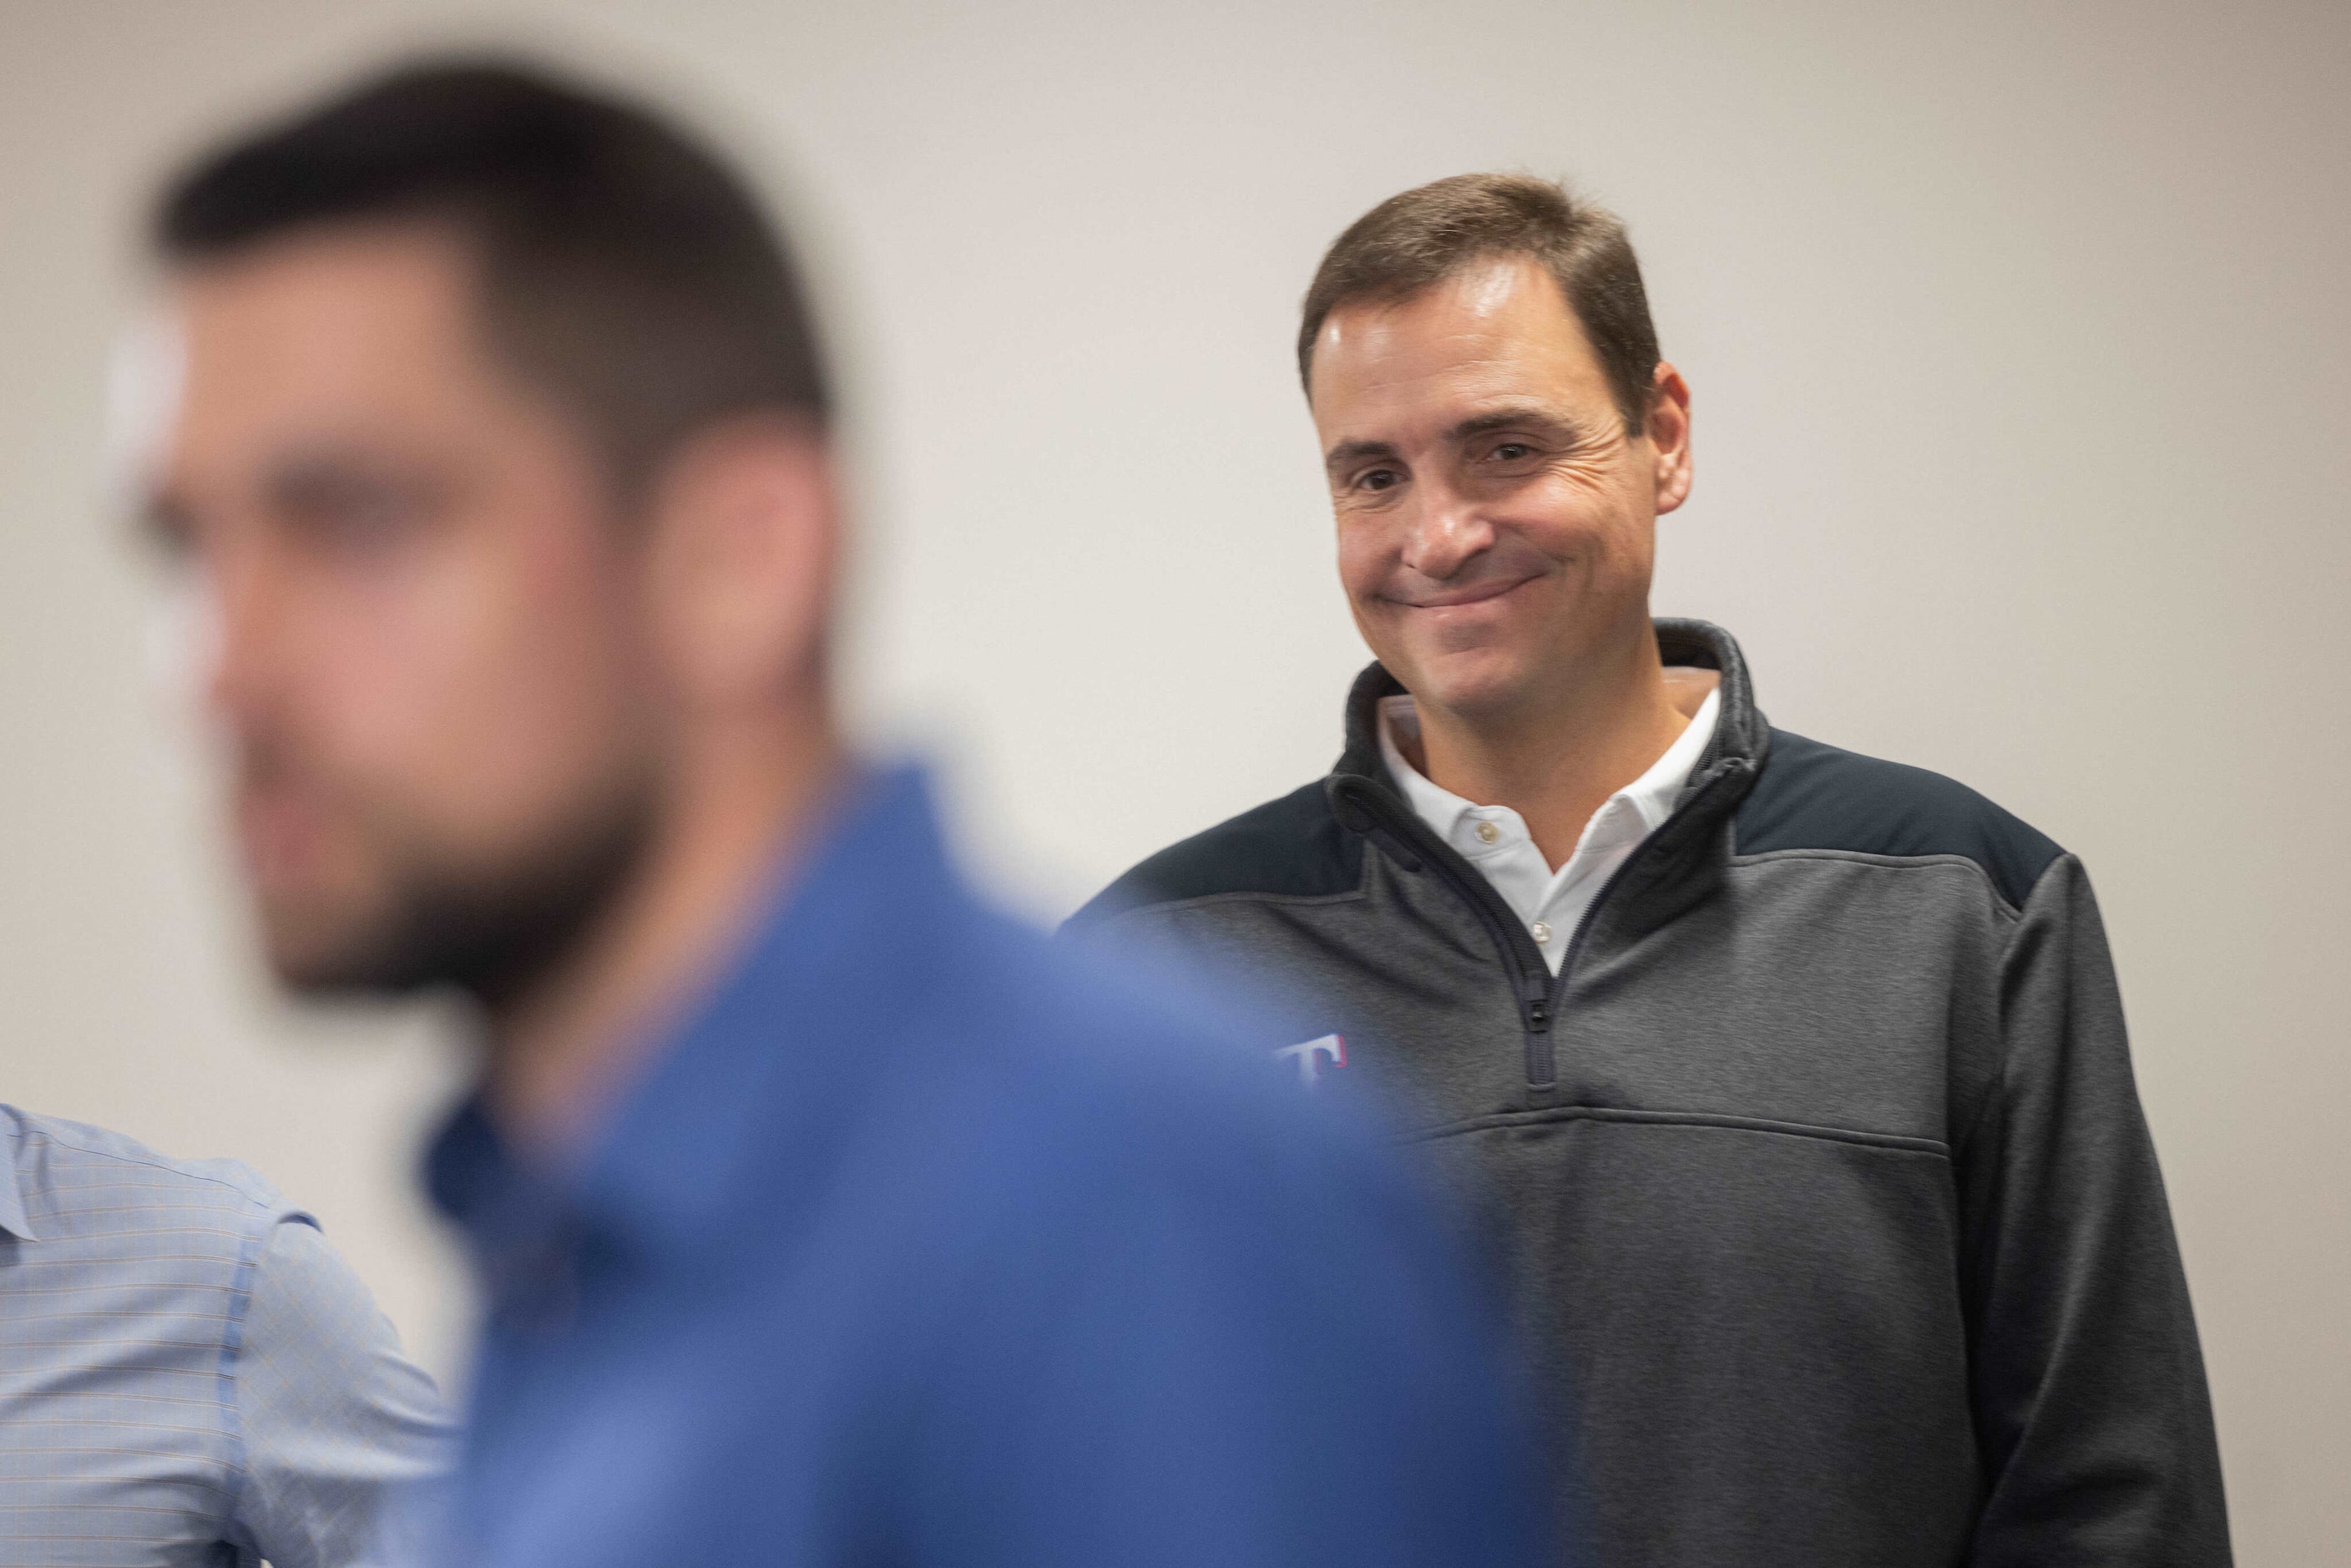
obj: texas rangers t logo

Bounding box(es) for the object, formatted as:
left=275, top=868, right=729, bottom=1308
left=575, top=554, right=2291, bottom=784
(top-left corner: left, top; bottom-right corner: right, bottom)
left=1275, top=1034, right=1347, bottom=1085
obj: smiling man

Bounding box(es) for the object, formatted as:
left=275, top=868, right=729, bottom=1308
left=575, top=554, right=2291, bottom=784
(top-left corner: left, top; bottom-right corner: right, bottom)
left=1070, top=175, right=2232, bottom=1566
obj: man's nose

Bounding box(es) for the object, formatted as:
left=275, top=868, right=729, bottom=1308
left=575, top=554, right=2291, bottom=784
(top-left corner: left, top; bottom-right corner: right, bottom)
left=1398, top=478, right=1494, bottom=581
left=201, top=548, right=284, bottom=732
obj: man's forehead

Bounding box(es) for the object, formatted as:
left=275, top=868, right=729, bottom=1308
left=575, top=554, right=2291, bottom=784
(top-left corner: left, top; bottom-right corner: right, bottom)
left=1311, top=257, right=1603, bottom=417
left=172, top=225, right=478, bottom=386
left=1329, top=257, right=1582, bottom=346
left=154, top=224, right=544, bottom=501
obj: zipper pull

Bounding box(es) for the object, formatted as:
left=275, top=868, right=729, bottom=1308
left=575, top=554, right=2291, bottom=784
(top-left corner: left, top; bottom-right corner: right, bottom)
left=1526, top=998, right=1550, bottom=1030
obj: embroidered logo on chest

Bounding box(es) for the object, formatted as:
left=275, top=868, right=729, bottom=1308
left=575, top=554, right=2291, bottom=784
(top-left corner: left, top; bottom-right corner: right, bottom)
left=1274, top=1034, right=1347, bottom=1085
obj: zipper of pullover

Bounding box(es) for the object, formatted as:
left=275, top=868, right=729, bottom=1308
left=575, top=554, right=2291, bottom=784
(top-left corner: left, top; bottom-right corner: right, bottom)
left=1532, top=758, right=1752, bottom=1082
left=1336, top=785, right=1555, bottom=1081
left=1340, top=757, right=1751, bottom=1090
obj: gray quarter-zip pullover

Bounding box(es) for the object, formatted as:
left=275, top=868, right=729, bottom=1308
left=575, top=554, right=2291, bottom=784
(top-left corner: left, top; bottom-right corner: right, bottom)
left=1068, top=619, right=2229, bottom=1568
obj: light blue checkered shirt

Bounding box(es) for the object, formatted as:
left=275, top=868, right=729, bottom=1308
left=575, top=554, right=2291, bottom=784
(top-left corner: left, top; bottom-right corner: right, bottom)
left=0, top=1106, right=452, bottom=1566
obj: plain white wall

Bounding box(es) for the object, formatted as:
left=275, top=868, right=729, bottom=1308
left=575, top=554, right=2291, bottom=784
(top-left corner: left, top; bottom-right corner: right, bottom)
left=2, top=2, right=2343, bottom=1559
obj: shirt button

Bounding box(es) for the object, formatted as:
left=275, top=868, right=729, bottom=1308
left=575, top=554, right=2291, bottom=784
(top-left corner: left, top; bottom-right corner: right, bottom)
left=1474, top=821, right=1500, bottom=844
left=1531, top=921, right=1553, bottom=944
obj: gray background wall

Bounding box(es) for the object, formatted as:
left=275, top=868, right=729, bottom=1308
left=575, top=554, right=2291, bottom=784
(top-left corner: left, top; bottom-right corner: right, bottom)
left=2, top=1, right=2343, bottom=1558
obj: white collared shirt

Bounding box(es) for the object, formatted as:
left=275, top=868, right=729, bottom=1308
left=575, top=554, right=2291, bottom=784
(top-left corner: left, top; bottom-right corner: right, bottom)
left=1378, top=687, right=1721, bottom=974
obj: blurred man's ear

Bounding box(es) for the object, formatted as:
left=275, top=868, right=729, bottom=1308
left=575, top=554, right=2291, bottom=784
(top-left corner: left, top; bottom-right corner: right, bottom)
left=1646, top=362, right=1693, bottom=517
left=642, top=414, right=838, bottom=713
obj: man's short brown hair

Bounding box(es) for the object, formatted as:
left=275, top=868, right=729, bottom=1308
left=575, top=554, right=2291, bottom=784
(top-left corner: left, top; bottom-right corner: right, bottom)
left=155, top=58, right=828, bottom=500
left=1297, top=173, right=1660, bottom=433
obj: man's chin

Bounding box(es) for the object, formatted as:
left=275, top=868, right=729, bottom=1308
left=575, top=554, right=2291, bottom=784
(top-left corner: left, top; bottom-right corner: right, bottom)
left=1393, top=648, right=1541, bottom=723
left=250, top=781, right=655, bottom=1010
left=260, top=904, right=446, bottom=998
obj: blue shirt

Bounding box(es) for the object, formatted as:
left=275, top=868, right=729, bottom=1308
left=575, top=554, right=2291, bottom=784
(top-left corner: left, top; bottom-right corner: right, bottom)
left=0, top=1109, right=453, bottom=1567
left=425, top=768, right=1548, bottom=1567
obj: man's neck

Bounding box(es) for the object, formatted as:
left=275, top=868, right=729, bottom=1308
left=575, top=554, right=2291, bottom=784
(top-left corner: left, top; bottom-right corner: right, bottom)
left=1408, top=635, right=1701, bottom=871
left=483, top=711, right=847, bottom=1166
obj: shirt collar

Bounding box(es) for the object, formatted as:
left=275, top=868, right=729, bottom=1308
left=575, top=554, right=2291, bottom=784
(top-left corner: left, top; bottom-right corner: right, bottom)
left=1377, top=698, right=1486, bottom=848
left=0, top=1109, right=36, bottom=1241
left=424, top=764, right=958, bottom=1301
left=1626, top=685, right=1722, bottom=831
left=421, top=1097, right=574, bottom=1328
left=1376, top=686, right=1723, bottom=845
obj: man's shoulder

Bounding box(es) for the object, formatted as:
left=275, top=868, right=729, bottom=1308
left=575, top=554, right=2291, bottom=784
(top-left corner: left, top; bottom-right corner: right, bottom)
left=1737, top=727, right=2066, bottom=908
left=5, top=1106, right=295, bottom=1233
left=810, top=913, right=1413, bottom=1333
left=1064, top=779, right=1360, bottom=932
left=948, top=907, right=1294, bottom=1091
left=918, top=908, right=1374, bottom=1176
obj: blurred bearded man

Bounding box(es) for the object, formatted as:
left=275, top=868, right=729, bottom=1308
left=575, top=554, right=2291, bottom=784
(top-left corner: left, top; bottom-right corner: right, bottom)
left=139, top=64, right=1549, bottom=1568
left=1071, top=174, right=2232, bottom=1568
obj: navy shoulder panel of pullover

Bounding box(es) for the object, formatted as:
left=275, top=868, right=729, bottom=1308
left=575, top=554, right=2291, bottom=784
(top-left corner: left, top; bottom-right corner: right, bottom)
left=1068, top=781, right=1361, bottom=927
left=1735, top=727, right=2064, bottom=908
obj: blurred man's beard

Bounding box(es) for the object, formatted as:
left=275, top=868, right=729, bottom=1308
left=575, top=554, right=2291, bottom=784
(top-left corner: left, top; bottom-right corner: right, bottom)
left=266, top=773, right=658, bottom=1013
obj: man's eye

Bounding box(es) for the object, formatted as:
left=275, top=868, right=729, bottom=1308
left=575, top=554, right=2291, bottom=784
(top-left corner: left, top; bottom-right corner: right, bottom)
left=1359, top=468, right=1402, bottom=493
left=1490, top=443, right=1534, bottom=462
left=142, top=502, right=198, bottom=562
left=285, top=479, right=437, bottom=552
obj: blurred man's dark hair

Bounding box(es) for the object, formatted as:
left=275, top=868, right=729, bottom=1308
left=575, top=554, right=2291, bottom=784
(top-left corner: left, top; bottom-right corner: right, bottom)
left=1297, top=173, right=1657, bottom=433
left=157, top=58, right=829, bottom=497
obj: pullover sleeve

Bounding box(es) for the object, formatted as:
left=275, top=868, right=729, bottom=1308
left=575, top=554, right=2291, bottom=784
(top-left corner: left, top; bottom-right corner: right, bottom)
left=1959, top=852, right=2230, bottom=1565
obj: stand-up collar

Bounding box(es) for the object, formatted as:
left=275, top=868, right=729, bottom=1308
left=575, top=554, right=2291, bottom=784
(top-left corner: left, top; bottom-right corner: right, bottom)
left=1326, top=619, right=1770, bottom=943
left=1334, top=618, right=1769, bottom=788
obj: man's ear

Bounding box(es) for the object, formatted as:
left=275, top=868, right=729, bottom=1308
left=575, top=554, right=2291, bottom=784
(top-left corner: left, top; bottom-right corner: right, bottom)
left=1646, top=362, right=1694, bottom=516
left=642, top=413, right=837, bottom=711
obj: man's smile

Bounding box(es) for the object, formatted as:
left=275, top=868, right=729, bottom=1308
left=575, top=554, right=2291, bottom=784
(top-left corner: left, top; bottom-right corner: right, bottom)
left=1388, top=570, right=1544, bottom=611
